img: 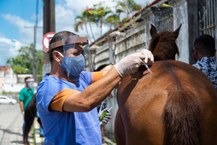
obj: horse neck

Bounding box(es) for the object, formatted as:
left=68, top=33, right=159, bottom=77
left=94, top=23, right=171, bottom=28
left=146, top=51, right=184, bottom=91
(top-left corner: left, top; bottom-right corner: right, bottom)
left=149, top=36, right=179, bottom=61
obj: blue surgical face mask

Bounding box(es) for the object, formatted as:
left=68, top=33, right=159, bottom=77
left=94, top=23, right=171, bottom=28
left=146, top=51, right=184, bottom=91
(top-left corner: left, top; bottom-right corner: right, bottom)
left=28, top=82, right=33, bottom=88
left=59, top=53, right=85, bottom=78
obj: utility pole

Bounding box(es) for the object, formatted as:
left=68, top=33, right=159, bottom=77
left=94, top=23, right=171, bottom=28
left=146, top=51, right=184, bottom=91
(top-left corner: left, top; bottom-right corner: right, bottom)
left=33, top=0, right=39, bottom=83
left=42, top=0, right=55, bottom=76
left=32, top=26, right=38, bottom=83
left=25, top=0, right=40, bottom=83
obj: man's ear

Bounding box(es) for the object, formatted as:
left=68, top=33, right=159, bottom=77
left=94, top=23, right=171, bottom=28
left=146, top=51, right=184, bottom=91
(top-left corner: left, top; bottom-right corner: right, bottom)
left=52, top=51, right=62, bottom=63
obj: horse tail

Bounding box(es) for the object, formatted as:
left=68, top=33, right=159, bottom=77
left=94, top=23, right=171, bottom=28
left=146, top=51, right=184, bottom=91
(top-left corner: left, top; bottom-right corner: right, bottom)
left=163, top=88, right=201, bottom=145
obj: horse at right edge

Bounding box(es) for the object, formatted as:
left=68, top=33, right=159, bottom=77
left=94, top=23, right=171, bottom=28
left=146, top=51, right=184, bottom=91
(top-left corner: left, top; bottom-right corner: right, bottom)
left=115, top=24, right=217, bottom=145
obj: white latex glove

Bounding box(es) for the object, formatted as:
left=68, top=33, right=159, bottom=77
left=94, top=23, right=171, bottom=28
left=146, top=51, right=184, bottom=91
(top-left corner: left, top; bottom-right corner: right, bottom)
left=139, top=49, right=154, bottom=64
left=114, top=49, right=154, bottom=77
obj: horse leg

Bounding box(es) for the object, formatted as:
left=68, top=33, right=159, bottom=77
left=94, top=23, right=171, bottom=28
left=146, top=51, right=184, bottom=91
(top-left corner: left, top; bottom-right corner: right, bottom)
left=115, top=109, right=126, bottom=145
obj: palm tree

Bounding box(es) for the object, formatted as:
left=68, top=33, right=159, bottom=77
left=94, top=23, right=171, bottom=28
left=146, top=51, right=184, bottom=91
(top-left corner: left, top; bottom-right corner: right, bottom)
left=74, top=1, right=141, bottom=39
left=74, top=13, right=93, bottom=42
left=88, top=3, right=112, bottom=36
left=115, top=0, right=142, bottom=18
left=82, top=8, right=97, bottom=41
left=105, top=14, right=120, bottom=29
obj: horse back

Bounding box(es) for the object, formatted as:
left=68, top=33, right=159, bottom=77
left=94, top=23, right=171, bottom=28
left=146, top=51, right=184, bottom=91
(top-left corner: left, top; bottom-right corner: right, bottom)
left=116, top=60, right=217, bottom=145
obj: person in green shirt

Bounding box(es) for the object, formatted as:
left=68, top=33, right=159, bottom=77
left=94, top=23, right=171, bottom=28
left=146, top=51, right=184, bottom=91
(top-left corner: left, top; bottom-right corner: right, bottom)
left=18, top=77, right=34, bottom=112
left=19, top=76, right=35, bottom=139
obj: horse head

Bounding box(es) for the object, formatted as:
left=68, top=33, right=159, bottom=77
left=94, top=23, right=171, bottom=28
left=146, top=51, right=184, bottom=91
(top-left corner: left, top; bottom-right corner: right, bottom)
left=149, top=24, right=182, bottom=61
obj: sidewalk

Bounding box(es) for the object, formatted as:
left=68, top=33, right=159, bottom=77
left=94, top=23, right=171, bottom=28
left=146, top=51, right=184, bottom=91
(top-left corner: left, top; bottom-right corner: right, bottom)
left=32, top=119, right=116, bottom=145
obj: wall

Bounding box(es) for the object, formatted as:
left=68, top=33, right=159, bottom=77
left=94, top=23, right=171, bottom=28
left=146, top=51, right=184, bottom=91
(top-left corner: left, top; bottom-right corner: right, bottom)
left=172, top=0, right=189, bottom=62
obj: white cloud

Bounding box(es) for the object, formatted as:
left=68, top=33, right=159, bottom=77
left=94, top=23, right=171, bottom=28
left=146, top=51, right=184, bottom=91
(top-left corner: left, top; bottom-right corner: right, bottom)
left=0, top=0, right=154, bottom=65
left=55, top=0, right=120, bottom=41
left=0, top=37, right=23, bottom=65
left=55, top=0, right=153, bottom=40
left=1, top=14, right=43, bottom=65
left=3, top=14, right=43, bottom=50
left=4, top=14, right=34, bottom=43
left=135, top=0, right=153, bottom=6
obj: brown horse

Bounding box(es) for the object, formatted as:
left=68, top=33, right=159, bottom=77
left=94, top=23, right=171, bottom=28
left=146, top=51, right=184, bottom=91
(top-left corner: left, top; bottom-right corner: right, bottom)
left=115, top=24, right=217, bottom=145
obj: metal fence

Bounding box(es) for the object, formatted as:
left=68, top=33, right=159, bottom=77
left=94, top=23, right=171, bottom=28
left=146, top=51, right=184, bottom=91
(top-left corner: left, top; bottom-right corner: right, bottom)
left=198, top=0, right=216, bottom=37
left=151, top=6, right=173, bottom=32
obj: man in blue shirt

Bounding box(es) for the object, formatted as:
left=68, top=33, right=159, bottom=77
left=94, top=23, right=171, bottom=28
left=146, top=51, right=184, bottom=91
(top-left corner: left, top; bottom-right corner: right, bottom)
left=36, top=31, right=154, bottom=145
left=192, top=34, right=217, bottom=90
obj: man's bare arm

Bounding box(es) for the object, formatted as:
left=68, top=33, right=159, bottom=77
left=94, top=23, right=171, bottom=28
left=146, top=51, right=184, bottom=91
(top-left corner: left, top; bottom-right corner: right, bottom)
left=63, top=67, right=121, bottom=112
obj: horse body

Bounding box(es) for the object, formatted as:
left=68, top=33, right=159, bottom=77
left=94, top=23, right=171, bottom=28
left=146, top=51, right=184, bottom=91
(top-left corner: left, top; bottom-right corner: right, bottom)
left=115, top=25, right=217, bottom=145
left=115, top=60, right=217, bottom=145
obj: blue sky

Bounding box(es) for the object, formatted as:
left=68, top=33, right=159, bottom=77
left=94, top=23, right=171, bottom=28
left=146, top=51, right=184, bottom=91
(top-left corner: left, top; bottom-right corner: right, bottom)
left=0, top=0, right=44, bottom=65
left=0, top=0, right=39, bottom=39
left=0, top=0, right=152, bottom=66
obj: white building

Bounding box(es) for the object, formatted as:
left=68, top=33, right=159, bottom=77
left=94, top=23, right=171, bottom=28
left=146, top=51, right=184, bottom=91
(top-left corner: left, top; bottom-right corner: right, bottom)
left=0, top=66, right=32, bottom=93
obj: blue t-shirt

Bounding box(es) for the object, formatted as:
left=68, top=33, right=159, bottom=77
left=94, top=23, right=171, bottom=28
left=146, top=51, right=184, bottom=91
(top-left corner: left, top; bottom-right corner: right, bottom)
left=36, top=71, right=102, bottom=145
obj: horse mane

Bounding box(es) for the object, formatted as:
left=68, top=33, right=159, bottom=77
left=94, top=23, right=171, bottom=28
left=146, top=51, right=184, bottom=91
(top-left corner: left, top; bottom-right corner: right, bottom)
left=149, top=24, right=181, bottom=61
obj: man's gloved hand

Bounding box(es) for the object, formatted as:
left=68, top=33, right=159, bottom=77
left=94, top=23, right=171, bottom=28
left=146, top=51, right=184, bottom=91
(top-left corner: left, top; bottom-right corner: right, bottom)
left=114, top=49, right=154, bottom=77
left=139, top=49, right=154, bottom=64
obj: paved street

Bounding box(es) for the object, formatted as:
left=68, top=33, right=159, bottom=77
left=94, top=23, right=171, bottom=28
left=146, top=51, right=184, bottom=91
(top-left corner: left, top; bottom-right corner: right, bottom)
left=0, top=103, right=23, bottom=145
left=0, top=103, right=115, bottom=145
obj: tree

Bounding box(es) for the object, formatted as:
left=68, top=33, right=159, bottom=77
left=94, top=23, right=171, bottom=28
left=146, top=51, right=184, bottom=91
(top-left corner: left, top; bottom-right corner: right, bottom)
left=74, top=13, right=93, bottom=41
left=74, top=0, right=142, bottom=39
left=88, top=3, right=112, bottom=36
left=75, top=3, right=112, bottom=39
left=6, top=44, right=43, bottom=81
left=115, top=0, right=142, bottom=18
left=105, top=14, right=120, bottom=28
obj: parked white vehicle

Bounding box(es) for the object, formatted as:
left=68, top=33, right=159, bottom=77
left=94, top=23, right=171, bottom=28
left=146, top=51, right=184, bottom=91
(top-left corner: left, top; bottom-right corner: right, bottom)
left=0, top=95, right=17, bottom=105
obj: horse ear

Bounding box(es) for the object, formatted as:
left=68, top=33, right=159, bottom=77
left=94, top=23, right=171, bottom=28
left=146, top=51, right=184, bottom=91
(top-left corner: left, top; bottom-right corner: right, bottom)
left=150, top=24, right=157, bottom=37
left=173, top=24, right=182, bottom=39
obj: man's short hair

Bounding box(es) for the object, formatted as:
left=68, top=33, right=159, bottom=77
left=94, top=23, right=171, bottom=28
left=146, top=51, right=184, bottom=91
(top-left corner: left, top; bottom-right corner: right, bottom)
left=24, top=76, right=31, bottom=82
left=194, top=34, right=216, bottom=56
left=49, top=31, right=78, bottom=62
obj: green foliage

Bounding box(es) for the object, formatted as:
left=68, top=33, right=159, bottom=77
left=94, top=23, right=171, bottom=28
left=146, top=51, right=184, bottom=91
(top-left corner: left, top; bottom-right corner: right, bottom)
left=116, top=0, right=142, bottom=14
left=105, top=14, right=120, bottom=26
left=6, top=44, right=43, bottom=79
left=7, top=45, right=33, bottom=74
left=74, top=0, right=142, bottom=36
left=37, top=50, right=43, bottom=82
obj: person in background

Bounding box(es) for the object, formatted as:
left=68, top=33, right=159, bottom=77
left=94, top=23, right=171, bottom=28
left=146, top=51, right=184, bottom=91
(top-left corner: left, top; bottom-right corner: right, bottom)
left=36, top=31, right=154, bottom=145
left=18, top=76, right=34, bottom=138
left=19, top=77, right=34, bottom=113
left=192, top=34, right=217, bottom=89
